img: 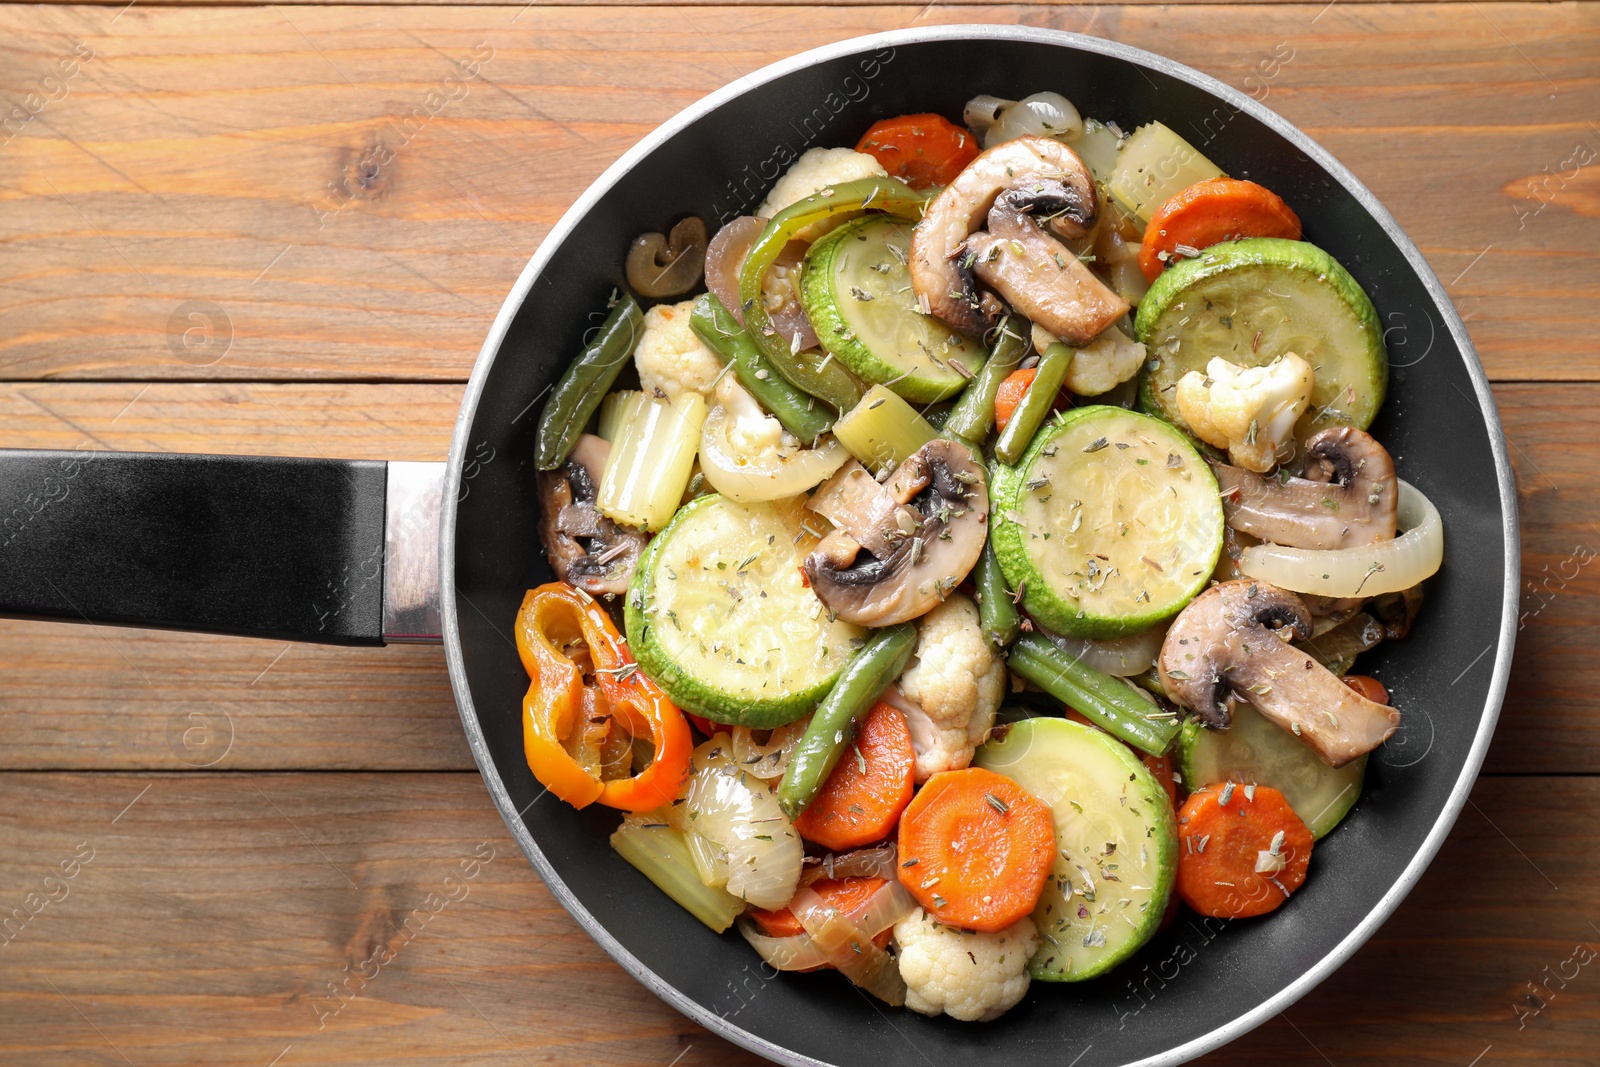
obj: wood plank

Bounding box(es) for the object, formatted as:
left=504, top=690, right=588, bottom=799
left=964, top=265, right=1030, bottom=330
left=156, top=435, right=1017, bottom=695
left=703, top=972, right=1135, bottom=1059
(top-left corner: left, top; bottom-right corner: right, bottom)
left=0, top=379, right=1588, bottom=772
left=0, top=772, right=1593, bottom=1065
left=0, top=4, right=1594, bottom=382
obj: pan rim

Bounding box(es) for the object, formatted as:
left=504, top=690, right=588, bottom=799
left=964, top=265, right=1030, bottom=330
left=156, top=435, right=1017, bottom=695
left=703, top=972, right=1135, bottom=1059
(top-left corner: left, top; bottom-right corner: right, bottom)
left=440, top=24, right=1519, bottom=1067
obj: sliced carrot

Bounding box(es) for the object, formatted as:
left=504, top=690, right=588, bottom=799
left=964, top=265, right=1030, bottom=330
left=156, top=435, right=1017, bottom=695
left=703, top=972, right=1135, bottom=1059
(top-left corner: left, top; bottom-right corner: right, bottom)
left=1175, top=783, right=1313, bottom=919
left=897, top=767, right=1056, bottom=932
left=994, top=368, right=1037, bottom=432
left=1138, top=178, right=1302, bottom=282
left=1342, top=675, right=1390, bottom=705
left=746, top=876, right=893, bottom=970
left=856, top=113, right=980, bottom=190
left=794, top=701, right=915, bottom=851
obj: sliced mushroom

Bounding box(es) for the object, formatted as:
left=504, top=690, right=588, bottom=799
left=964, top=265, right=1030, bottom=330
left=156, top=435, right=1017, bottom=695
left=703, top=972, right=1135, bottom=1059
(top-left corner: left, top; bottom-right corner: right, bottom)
left=806, top=460, right=913, bottom=561
left=910, top=135, right=1101, bottom=335
left=1212, top=426, right=1399, bottom=551
left=626, top=216, right=708, bottom=299
left=803, top=439, right=988, bottom=626
left=536, top=434, right=647, bottom=597
left=1159, top=580, right=1400, bottom=767
left=964, top=192, right=1129, bottom=345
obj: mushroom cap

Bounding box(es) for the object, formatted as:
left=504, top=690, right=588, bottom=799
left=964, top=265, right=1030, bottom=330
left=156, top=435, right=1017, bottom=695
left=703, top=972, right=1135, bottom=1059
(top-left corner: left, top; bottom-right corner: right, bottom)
left=1159, top=579, right=1399, bottom=767
left=910, top=136, right=1100, bottom=336
left=1212, top=426, right=1399, bottom=550
left=1160, top=580, right=1311, bottom=724
left=803, top=439, right=989, bottom=626
left=967, top=195, right=1129, bottom=346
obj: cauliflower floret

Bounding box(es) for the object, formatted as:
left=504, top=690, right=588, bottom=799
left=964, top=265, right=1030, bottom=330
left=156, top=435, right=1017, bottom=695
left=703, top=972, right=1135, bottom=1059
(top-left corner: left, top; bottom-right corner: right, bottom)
left=894, top=910, right=1039, bottom=1022
left=896, top=594, right=1006, bottom=782
left=756, top=147, right=889, bottom=242
left=1032, top=322, right=1146, bottom=397
left=633, top=299, right=724, bottom=401
left=1175, top=353, right=1313, bottom=473
left=715, top=375, right=783, bottom=457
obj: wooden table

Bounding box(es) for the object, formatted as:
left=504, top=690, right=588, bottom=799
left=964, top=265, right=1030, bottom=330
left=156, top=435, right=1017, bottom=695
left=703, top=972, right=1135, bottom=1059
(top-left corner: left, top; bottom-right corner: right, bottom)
left=1, top=2, right=1596, bottom=1064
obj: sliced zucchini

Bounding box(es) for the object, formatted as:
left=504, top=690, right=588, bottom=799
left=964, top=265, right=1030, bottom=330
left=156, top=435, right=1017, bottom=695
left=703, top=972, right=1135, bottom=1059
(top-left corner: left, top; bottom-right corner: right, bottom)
left=1177, top=703, right=1365, bottom=839
left=989, top=405, right=1224, bottom=639
left=625, top=494, right=864, bottom=727
left=975, top=717, right=1177, bottom=981
left=1135, top=238, right=1387, bottom=444
left=802, top=214, right=980, bottom=403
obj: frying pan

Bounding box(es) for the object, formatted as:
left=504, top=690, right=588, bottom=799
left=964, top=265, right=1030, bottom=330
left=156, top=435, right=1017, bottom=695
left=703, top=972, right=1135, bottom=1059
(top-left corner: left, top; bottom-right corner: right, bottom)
left=0, top=25, right=1517, bottom=1067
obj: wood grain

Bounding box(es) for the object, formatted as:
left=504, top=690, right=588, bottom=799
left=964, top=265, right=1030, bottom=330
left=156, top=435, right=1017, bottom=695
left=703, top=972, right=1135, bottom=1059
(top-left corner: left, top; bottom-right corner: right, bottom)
left=0, top=4, right=1595, bottom=382
left=0, top=772, right=1593, bottom=1066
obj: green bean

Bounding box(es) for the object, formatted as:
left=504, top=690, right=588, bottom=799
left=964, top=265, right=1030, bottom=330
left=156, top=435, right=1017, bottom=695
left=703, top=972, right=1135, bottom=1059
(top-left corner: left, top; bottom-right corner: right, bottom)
left=1007, top=633, right=1180, bottom=756
left=740, top=177, right=929, bottom=412
left=536, top=292, right=645, bottom=470
left=974, top=541, right=1020, bottom=650
left=689, top=293, right=833, bottom=442
left=778, top=623, right=917, bottom=820
left=942, top=314, right=1029, bottom=445
left=994, top=342, right=1073, bottom=466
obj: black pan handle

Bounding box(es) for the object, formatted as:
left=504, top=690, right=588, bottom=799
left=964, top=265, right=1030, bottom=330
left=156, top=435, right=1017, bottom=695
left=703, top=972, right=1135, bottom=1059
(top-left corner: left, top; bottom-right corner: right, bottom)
left=0, top=449, right=442, bottom=646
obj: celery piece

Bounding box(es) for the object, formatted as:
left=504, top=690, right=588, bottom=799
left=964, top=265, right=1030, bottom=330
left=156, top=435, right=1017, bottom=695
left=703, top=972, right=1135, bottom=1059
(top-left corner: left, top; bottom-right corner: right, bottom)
left=610, top=813, right=746, bottom=933
left=597, top=392, right=707, bottom=531
left=597, top=390, right=644, bottom=443
left=831, top=385, right=937, bottom=474
left=1107, top=121, right=1225, bottom=222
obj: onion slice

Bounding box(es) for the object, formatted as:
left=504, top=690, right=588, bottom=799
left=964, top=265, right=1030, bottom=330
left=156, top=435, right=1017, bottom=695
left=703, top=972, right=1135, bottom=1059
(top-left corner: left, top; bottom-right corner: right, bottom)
left=670, top=734, right=802, bottom=909
left=737, top=877, right=916, bottom=977
left=699, top=379, right=848, bottom=502
left=790, top=885, right=910, bottom=1004
left=737, top=918, right=833, bottom=971
left=1239, top=479, right=1443, bottom=598
left=730, top=721, right=808, bottom=781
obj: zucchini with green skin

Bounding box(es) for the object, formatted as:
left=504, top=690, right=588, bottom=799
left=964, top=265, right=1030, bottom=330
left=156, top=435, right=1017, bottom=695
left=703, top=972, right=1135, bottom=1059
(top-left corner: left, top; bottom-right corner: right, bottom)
left=625, top=494, right=864, bottom=727
left=802, top=214, right=981, bottom=403
left=1177, top=702, right=1366, bottom=839
left=974, top=717, right=1177, bottom=981
left=990, top=405, right=1224, bottom=639
left=1136, top=238, right=1387, bottom=444
left=536, top=292, right=645, bottom=469
left=777, top=623, right=918, bottom=820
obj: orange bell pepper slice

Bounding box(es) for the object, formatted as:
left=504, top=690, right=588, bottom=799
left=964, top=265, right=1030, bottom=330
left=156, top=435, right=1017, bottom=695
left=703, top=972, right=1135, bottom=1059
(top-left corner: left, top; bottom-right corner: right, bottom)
left=514, top=582, right=692, bottom=811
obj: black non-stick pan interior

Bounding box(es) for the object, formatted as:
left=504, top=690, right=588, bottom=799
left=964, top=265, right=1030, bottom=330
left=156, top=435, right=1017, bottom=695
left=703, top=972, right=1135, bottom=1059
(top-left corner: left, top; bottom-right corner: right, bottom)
left=445, top=28, right=1514, bottom=1067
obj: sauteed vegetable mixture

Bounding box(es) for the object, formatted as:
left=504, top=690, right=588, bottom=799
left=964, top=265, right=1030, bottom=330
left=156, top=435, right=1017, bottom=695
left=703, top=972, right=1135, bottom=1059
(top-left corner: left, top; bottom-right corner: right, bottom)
left=524, top=91, right=1443, bottom=1022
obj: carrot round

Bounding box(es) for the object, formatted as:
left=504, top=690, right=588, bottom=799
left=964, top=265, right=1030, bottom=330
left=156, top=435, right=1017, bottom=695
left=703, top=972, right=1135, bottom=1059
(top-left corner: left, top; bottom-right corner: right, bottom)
left=1138, top=178, right=1302, bottom=282
left=897, top=767, right=1055, bottom=932
left=856, top=113, right=980, bottom=190
left=1343, top=675, right=1390, bottom=705
left=794, top=701, right=915, bottom=851
left=1175, top=783, right=1313, bottom=919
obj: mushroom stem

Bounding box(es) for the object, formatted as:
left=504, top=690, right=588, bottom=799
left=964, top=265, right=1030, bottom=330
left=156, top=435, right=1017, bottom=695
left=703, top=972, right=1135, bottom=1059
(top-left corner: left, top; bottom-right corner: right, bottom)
left=1158, top=580, right=1399, bottom=767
